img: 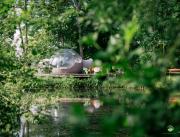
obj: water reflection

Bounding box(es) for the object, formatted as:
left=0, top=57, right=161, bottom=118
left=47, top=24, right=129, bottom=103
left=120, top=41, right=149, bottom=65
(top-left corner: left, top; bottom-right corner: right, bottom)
left=20, top=101, right=128, bottom=137
left=19, top=116, right=29, bottom=137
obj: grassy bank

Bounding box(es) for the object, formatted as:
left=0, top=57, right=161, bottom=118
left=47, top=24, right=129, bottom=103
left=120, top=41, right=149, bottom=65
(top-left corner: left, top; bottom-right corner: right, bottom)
left=22, top=77, right=100, bottom=92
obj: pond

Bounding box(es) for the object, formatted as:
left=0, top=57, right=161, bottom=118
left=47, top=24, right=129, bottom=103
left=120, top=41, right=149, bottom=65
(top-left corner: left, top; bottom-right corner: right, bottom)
left=19, top=101, right=129, bottom=137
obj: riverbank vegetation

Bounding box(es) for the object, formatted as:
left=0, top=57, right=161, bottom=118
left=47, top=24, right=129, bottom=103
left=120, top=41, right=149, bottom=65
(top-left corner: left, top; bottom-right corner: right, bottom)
left=0, top=0, right=180, bottom=136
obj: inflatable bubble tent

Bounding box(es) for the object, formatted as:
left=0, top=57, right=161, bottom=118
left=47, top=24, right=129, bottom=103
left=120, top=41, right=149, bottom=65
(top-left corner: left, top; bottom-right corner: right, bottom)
left=49, top=49, right=83, bottom=74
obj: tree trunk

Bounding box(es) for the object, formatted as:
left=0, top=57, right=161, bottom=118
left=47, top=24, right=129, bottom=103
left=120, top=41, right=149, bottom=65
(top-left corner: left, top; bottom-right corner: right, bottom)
left=18, top=23, right=24, bottom=50
left=71, top=0, right=83, bottom=58
left=24, top=0, right=28, bottom=55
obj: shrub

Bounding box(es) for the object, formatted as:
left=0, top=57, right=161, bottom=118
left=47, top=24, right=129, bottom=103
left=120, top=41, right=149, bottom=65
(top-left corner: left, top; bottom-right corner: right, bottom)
left=0, top=86, right=20, bottom=136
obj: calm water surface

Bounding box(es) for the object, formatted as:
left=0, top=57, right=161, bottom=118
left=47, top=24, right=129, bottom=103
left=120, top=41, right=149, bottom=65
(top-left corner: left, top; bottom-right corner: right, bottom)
left=21, top=102, right=128, bottom=137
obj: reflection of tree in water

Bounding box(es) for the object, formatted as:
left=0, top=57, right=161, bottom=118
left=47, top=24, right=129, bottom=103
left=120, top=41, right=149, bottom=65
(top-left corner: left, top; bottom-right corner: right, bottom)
left=21, top=102, right=128, bottom=137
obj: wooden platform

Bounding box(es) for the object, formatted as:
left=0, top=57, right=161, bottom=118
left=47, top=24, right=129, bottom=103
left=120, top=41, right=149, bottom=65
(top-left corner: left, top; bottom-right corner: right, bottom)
left=35, top=72, right=123, bottom=78
left=168, top=68, right=180, bottom=75
left=57, top=98, right=90, bottom=103
left=167, top=72, right=180, bottom=75
left=35, top=73, right=95, bottom=78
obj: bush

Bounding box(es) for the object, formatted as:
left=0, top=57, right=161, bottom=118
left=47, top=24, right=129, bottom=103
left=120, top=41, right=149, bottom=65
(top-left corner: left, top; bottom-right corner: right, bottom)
left=0, top=86, right=20, bottom=136
left=19, top=77, right=100, bottom=92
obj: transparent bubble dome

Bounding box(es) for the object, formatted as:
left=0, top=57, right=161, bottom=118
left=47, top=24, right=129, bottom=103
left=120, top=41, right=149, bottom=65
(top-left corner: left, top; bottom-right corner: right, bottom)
left=50, top=49, right=82, bottom=69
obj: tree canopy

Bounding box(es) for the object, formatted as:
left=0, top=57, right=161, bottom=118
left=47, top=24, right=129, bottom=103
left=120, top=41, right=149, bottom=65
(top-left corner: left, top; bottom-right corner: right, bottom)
left=0, top=0, right=179, bottom=136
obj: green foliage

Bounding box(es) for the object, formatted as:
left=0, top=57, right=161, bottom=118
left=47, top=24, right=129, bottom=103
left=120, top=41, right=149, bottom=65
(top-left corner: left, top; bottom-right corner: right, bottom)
left=77, top=0, right=180, bottom=137
left=20, top=77, right=100, bottom=92
left=27, top=29, right=56, bottom=61
left=0, top=0, right=180, bottom=136
left=0, top=86, right=20, bottom=136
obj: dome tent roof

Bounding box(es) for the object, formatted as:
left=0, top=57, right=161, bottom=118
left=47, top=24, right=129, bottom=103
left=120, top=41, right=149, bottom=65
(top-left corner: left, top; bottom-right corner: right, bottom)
left=50, top=49, right=83, bottom=74
left=50, top=49, right=82, bottom=68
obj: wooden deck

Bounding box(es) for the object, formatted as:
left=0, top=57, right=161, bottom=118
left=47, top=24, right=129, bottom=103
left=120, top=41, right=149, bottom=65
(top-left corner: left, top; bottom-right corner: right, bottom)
left=168, top=68, right=180, bottom=75
left=35, top=73, right=95, bottom=78
left=35, top=69, right=180, bottom=78
left=167, top=72, right=180, bottom=75
left=35, top=72, right=123, bottom=78
left=57, top=98, right=90, bottom=103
